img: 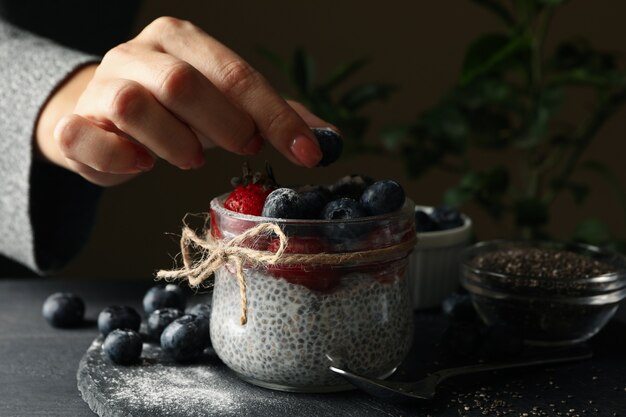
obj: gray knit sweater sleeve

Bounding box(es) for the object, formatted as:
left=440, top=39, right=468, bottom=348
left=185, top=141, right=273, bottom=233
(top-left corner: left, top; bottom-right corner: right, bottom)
left=0, top=18, right=101, bottom=274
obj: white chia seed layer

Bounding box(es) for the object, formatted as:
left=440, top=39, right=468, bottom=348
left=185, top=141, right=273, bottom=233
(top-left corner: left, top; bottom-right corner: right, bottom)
left=210, top=265, right=413, bottom=388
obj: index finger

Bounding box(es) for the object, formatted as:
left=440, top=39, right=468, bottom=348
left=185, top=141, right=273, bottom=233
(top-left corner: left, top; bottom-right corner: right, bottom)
left=136, top=17, right=323, bottom=168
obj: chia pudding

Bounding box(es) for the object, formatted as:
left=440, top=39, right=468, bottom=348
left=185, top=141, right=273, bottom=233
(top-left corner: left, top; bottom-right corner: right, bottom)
left=208, top=195, right=416, bottom=392
left=210, top=264, right=413, bottom=390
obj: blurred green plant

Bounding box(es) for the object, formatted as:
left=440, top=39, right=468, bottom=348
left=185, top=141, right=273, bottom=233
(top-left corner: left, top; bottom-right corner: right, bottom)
left=259, top=47, right=396, bottom=154
left=379, top=0, right=626, bottom=249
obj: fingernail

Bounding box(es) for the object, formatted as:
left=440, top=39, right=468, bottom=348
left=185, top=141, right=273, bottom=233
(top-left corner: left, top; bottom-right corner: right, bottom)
left=290, top=135, right=322, bottom=168
left=242, top=134, right=264, bottom=155
left=136, top=151, right=155, bottom=172
left=192, top=153, right=205, bottom=169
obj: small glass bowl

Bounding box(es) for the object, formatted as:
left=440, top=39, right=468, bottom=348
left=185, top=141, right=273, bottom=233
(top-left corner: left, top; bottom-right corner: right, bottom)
left=209, top=194, right=416, bottom=392
left=461, top=240, right=626, bottom=346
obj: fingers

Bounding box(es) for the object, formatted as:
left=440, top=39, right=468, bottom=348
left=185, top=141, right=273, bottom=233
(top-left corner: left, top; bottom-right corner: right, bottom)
left=54, top=114, right=155, bottom=176
left=79, top=78, right=204, bottom=170
left=99, top=45, right=258, bottom=155
left=137, top=17, right=323, bottom=167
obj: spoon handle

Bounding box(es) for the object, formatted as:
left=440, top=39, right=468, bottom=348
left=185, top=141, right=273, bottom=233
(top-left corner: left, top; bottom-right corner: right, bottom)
left=433, top=345, right=593, bottom=382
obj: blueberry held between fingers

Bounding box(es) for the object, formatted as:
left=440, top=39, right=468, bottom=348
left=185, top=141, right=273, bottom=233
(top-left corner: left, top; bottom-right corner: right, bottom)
left=360, top=180, right=405, bottom=216
left=160, top=314, right=211, bottom=363
left=42, top=292, right=85, bottom=328
left=312, top=127, right=343, bottom=167
left=97, top=306, right=141, bottom=336
left=102, top=329, right=143, bottom=365
left=261, top=188, right=306, bottom=219
left=143, top=284, right=186, bottom=314
left=147, top=308, right=184, bottom=341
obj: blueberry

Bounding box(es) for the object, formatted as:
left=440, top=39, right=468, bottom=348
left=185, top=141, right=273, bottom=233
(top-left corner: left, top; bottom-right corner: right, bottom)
left=97, top=306, right=141, bottom=336
left=321, top=198, right=367, bottom=221
left=42, top=292, right=85, bottom=328
left=143, top=284, right=186, bottom=314
left=480, top=324, right=524, bottom=360
left=415, top=210, right=441, bottom=232
left=321, top=198, right=368, bottom=240
left=146, top=308, right=184, bottom=341
left=312, top=127, right=343, bottom=167
left=360, top=180, right=406, bottom=216
left=442, top=292, right=477, bottom=322
left=431, top=206, right=464, bottom=230
left=261, top=188, right=306, bottom=219
left=160, top=314, right=211, bottom=363
left=331, top=174, right=374, bottom=200
left=299, top=187, right=331, bottom=219
left=186, top=302, right=212, bottom=321
left=102, top=329, right=142, bottom=365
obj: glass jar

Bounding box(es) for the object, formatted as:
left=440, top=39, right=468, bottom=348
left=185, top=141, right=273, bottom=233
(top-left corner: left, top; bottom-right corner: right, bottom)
left=461, top=240, right=626, bottom=346
left=208, top=194, right=416, bottom=392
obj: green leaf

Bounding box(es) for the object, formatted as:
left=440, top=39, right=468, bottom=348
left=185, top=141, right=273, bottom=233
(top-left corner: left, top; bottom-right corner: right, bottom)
left=461, top=33, right=532, bottom=85
left=515, top=86, right=563, bottom=148
left=381, top=125, right=411, bottom=152
left=572, top=218, right=612, bottom=245
left=257, top=46, right=289, bottom=75
left=322, top=58, right=369, bottom=92
left=292, top=48, right=316, bottom=96
left=443, top=185, right=474, bottom=208
left=339, top=83, right=397, bottom=111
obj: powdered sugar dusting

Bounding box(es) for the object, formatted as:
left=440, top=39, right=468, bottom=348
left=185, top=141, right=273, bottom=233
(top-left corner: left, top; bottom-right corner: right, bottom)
left=80, top=340, right=283, bottom=416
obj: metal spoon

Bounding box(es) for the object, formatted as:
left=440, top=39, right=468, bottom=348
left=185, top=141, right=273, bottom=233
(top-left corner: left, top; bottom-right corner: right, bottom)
left=328, top=345, right=592, bottom=401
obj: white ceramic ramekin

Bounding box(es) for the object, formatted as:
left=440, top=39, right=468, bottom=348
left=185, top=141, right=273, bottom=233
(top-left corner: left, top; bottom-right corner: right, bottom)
left=408, top=206, right=472, bottom=309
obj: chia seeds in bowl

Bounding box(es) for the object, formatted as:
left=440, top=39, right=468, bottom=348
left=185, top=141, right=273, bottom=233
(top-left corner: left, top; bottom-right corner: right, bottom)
left=461, top=240, right=626, bottom=346
left=208, top=195, right=416, bottom=392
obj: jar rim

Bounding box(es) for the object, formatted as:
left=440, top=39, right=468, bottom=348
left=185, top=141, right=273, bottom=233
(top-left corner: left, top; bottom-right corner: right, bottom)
left=210, top=193, right=416, bottom=225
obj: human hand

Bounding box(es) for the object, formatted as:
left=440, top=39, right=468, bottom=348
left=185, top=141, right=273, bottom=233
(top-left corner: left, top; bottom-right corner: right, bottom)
left=36, top=17, right=335, bottom=187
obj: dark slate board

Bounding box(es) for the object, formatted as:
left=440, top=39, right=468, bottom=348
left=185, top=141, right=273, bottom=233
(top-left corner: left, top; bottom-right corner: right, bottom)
left=76, top=338, right=413, bottom=417
left=77, top=315, right=626, bottom=417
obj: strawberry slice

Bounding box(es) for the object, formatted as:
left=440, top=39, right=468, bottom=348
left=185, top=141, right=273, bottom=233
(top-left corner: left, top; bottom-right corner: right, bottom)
left=267, top=237, right=340, bottom=292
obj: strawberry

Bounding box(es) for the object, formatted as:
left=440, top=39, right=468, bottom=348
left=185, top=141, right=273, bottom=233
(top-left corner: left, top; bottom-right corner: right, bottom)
left=267, top=236, right=340, bottom=292
left=224, top=162, right=277, bottom=216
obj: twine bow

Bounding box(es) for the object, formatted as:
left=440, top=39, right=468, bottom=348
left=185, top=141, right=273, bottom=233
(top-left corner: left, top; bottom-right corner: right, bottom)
left=157, top=221, right=287, bottom=325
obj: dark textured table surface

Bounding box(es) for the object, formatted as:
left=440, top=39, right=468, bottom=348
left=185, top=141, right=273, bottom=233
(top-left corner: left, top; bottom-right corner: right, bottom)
left=1, top=277, right=626, bottom=417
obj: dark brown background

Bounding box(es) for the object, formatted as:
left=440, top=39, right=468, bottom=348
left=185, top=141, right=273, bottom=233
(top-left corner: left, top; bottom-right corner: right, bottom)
left=56, top=1, right=626, bottom=278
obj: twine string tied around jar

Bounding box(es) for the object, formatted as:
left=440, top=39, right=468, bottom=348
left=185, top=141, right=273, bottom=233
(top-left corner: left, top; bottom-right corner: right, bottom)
left=156, top=215, right=417, bottom=325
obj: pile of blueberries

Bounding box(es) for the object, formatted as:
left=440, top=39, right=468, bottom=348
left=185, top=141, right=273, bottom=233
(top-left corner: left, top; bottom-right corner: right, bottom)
left=262, top=175, right=406, bottom=220
left=42, top=285, right=212, bottom=365
left=415, top=206, right=465, bottom=233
